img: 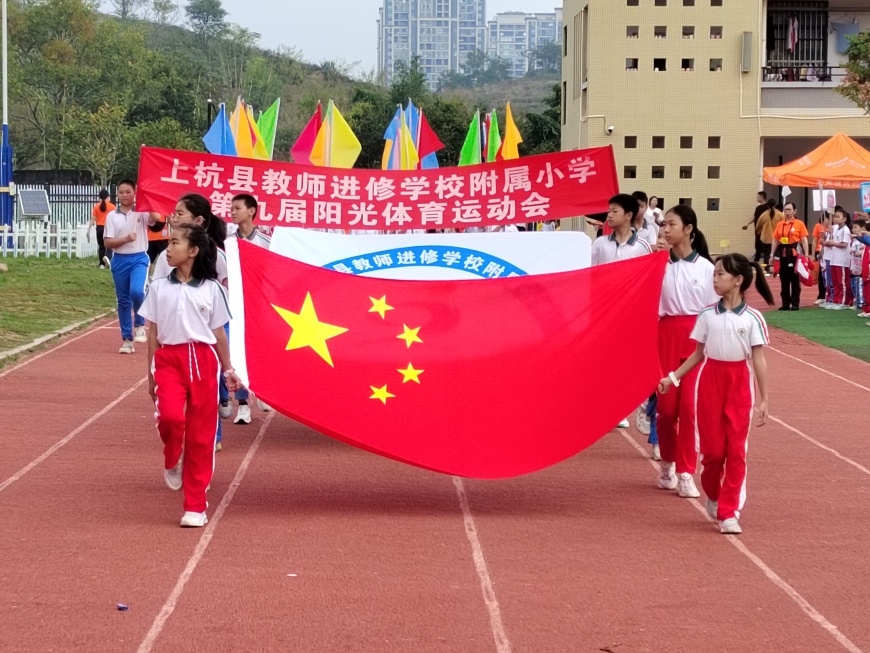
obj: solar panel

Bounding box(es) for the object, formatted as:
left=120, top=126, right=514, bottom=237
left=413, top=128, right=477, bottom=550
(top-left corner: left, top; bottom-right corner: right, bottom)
left=18, top=188, right=52, bottom=217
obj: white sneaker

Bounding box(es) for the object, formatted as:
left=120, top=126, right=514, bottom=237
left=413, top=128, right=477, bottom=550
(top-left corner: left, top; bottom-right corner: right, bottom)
left=678, top=472, right=701, bottom=498
left=234, top=403, right=252, bottom=424
left=823, top=303, right=834, bottom=309
left=719, top=518, right=742, bottom=534
left=164, top=455, right=183, bottom=491
left=180, top=511, right=208, bottom=528
left=133, top=326, right=147, bottom=343
left=118, top=340, right=135, bottom=354
left=834, top=304, right=850, bottom=310
left=814, top=298, right=825, bottom=306
left=706, top=498, right=718, bottom=520
left=617, top=418, right=630, bottom=429
left=219, top=400, right=232, bottom=419
left=651, top=444, right=661, bottom=461
left=99, top=264, right=106, bottom=270
left=857, top=312, right=870, bottom=318
left=635, top=407, right=651, bottom=435
left=102, top=255, right=111, bottom=269
left=658, top=462, right=678, bottom=490
left=256, top=399, right=272, bottom=412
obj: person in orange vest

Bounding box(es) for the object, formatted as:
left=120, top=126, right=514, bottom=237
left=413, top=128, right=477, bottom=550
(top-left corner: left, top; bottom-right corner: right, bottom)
left=147, top=212, right=170, bottom=263
left=88, top=189, right=116, bottom=269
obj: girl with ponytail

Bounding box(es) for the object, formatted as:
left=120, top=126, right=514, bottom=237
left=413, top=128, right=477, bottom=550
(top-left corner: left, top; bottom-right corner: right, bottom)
left=654, top=205, right=718, bottom=500
left=658, top=254, right=773, bottom=535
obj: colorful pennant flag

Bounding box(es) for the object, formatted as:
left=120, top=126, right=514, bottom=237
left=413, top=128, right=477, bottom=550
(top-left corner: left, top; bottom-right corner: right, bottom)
left=487, top=110, right=502, bottom=164
left=257, top=98, right=281, bottom=160
left=202, top=103, right=237, bottom=157
left=417, top=109, right=444, bottom=170
left=231, top=99, right=255, bottom=159
left=381, top=106, right=403, bottom=170
left=310, top=100, right=362, bottom=169
left=291, top=102, right=323, bottom=166
left=398, top=109, right=420, bottom=171
left=458, top=110, right=482, bottom=166
left=498, top=102, right=523, bottom=161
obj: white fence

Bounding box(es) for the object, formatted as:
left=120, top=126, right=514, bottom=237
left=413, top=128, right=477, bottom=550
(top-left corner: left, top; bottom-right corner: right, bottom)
left=0, top=184, right=104, bottom=257
left=1, top=221, right=97, bottom=258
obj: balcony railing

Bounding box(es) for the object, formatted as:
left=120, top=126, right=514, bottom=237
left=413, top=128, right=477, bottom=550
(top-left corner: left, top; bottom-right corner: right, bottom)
left=761, top=66, right=848, bottom=85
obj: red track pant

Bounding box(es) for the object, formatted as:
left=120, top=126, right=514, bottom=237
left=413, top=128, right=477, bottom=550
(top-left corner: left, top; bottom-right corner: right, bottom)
left=153, top=342, right=219, bottom=513
left=656, top=315, right=699, bottom=475
left=830, top=265, right=850, bottom=305
left=697, top=359, right=753, bottom=521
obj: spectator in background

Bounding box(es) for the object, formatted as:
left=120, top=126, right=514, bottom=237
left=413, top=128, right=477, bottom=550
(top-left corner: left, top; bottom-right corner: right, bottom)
left=771, top=202, right=809, bottom=311
left=755, top=199, right=783, bottom=272
left=744, top=191, right=770, bottom=265
left=88, top=189, right=115, bottom=269
left=812, top=212, right=832, bottom=305
left=648, top=196, right=664, bottom=226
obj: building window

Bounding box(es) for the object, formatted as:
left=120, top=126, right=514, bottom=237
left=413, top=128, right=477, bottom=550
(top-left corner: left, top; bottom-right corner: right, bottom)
left=655, top=0, right=667, bottom=5
left=655, top=26, right=667, bottom=39
left=653, top=58, right=667, bottom=71
left=707, top=198, right=720, bottom=211
left=652, top=166, right=665, bottom=179
left=683, top=26, right=695, bottom=39
left=710, top=26, right=723, bottom=39
left=624, top=166, right=638, bottom=179
left=627, top=26, right=639, bottom=39
left=708, top=166, right=721, bottom=179
left=682, top=58, right=694, bottom=71
left=625, top=135, right=638, bottom=148
left=627, top=0, right=639, bottom=5
left=708, top=136, right=721, bottom=149
left=652, top=136, right=665, bottom=148
left=680, top=136, right=694, bottom=148
left=683, top=0, right=695, bottom=5
left=563, top=26, right=568, bottom=56
left=766, top=1, right=827, bottom=73
left=680, top=166, right=693, bottom=179
left=679, top=198, right=693, bottom=207
left=710, top=58, right=722, bottom=71
left=711, top=0, right=722, bottom=5
left=562, top=82, right=567, bottom=124
left=626, top=58, right=639, bottom=71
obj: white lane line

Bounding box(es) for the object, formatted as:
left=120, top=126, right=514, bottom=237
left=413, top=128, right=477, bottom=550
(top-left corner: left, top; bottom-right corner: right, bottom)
left=769, top=416, right=870, bottom=478
left=619, top=430, right=865, bottom=653
left=0, top=377, right=147, bottom=494
left=452, top=476, right=512, bottom=653
left=136, top=412, right=275, bottom=653
left=768, top=346, right=870, bottom=394
left=0, top=319, right=119, bottom=379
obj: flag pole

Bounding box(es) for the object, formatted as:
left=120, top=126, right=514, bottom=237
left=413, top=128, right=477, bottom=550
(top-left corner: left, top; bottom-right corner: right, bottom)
left=1, top=0, right=13, bottom=244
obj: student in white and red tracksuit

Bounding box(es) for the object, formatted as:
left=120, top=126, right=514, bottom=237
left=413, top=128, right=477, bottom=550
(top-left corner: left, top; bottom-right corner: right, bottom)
left=659, top=254, right=773, bottom=535
left=656, top=205, right=718, bottom=499
left=139, top=224, right=241, bottom=528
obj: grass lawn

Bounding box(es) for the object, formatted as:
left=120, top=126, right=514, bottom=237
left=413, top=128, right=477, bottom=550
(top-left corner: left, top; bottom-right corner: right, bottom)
left=0, top=257, right=116, bottom=356
left=764, top=305, right=870, bottom=363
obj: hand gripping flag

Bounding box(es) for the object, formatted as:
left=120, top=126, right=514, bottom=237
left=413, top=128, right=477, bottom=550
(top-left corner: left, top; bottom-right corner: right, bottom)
left=236, top=242, right=668, bottom=479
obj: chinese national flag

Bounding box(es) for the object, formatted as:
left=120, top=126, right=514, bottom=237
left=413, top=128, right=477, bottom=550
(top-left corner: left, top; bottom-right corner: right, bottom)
left=239, top=243, right=668, bottom=479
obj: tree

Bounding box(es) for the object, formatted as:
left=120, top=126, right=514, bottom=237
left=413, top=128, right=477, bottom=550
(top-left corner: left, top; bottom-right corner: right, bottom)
left=836, top=32, right=870, bottom=114
left=63, top=104, right=128, bottom=187
left=109, top=0, right=145, bottom=19
left=527, top=42, right=561, bottom=76
left=520, top=83, right=561, bottom=155
left=390, top=57, right=429, bottom=106
left=185, top=0, right=227, bottom=44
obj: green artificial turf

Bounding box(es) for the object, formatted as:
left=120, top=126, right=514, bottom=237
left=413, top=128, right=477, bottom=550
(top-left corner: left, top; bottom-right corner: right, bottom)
left=764, top=304, right=870, bottom=363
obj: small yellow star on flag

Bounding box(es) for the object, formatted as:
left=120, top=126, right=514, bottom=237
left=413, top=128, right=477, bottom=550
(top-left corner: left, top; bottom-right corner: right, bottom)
left=370, top=385, right=396, bottom=404
left=397, top=324, right=422, bottom=348
left=398, top=363, right=424, bottom=384
left=369, top=295, right=394, bottom=320
left=272, top=293, right=348, bottom=368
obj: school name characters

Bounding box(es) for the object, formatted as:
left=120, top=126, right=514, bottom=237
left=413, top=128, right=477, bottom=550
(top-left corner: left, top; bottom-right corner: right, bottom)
left=137, top=146, right=619, bottom=231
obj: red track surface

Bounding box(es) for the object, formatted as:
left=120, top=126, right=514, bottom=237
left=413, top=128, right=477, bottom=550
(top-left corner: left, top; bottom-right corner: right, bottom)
left=1, top=315, right=869, bottom=652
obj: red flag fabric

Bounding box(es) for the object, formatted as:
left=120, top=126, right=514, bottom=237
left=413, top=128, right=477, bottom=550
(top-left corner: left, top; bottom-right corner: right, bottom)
left=290, top=102, right=322, bottom=166
left=416, top=109, right=445, bottom=161
left=238, top=242, right=668, bottom=478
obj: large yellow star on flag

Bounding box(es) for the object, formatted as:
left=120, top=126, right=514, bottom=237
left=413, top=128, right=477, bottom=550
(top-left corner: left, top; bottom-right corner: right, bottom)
left=369, top=295, right=394, bottom=320
left=370, top=385, right=395, bottom=404
left=398, top=363, right=424, bottom=384
left=397, top=324, right=422, bottom=348
left=272, top=293, right=348, bottom=368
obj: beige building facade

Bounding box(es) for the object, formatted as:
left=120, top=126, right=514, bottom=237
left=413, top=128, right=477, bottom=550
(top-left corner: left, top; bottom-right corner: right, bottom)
left=561, top=0, right=870, bottom=253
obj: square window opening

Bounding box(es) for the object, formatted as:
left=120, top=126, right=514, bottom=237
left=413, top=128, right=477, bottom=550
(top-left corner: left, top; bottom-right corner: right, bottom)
left=654, top=26, right=667, bottom=39
left=655, top=0, right=667, bottom=5
left=653, top=58, right=667, bottom=71
left=710, top=58, right=722, bottom=71
left=683, top=0, right=695, bottom=5
left=710, top=26, right=723, bottom=39
left=708, top=166, right=721, bottom=179
left=680, top=136, right=693, bottom=149
left=711, top=0, right=722, bottom=5
left=652, top=166, right=665, bottom=179
left=708, top=136, right=721, bottom=149
left=679, top=197, right=693, bottom=207
left=652, top=136, right=666, bottom=149
left=625, top=135, right=638, bottom=148
left=682, top=58, right=694, bottom=71
left=626, top=58, right=639, bottom=71
left=679, top=166, right=693, bottom=179
left=627, top=0, right=639, bottom=5
left=682, top=26, right=695, bottom=39
left=626, top=26, right=639, bottom=39
left=707, top=198, right=720, bottom=211
left=624, top=166, right=638, bottom=179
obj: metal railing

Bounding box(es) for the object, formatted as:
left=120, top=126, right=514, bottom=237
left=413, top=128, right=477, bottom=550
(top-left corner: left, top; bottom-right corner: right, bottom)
left=761, top=65, right=848, bottom=83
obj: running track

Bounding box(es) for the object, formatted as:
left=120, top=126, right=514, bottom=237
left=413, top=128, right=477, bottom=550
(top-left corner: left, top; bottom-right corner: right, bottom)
left=1, top=311, right=869, bottom=653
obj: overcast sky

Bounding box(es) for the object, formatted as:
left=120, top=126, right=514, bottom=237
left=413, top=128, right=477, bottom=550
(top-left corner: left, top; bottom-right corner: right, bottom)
left=219, top=1, right=563, bottom=71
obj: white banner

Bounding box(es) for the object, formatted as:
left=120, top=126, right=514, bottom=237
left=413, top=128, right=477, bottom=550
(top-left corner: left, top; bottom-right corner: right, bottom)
left=227, top=228, right=591, bottom=387
left=268, top=228, right=591, bottom=280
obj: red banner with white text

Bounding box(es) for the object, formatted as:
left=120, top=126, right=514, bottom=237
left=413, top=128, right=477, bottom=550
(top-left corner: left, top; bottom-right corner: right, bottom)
left=136, top=146, right=619, bottom=230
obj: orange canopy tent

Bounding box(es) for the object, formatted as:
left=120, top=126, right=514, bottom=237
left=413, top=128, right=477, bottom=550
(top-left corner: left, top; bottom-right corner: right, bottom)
left=763, top=133, right=870, bottom=189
